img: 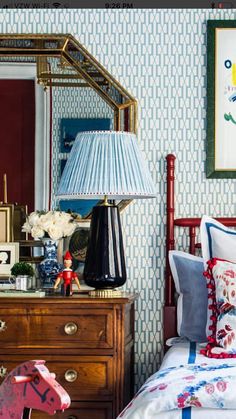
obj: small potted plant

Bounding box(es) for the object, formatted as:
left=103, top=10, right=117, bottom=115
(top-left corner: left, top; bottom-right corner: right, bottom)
left=11, top=262, right=35, bottom=291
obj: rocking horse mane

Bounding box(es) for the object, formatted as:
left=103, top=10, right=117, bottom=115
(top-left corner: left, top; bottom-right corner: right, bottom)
left=0, top=360, right=71, bottom=419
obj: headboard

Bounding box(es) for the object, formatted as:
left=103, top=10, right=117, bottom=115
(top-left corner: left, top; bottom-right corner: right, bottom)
left=164, top=154, right=236, bottom=345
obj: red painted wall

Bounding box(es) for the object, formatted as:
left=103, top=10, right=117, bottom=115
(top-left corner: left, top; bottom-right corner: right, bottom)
left=0, top=80, right=35, bottom=212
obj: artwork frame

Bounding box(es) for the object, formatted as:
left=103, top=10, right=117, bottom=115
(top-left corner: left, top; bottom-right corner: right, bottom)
left=0, top=204, right=14, bottom=242
left=0, top=242, right=19, bottom=276
left=207, top=20, right=236, bottom=178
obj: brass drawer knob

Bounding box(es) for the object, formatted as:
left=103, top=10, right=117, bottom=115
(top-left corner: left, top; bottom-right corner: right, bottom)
left=64, top=322, right=78, bottom=335
left=64, top=369, right=78, bottom=383
left=0, top=320, right=6, bottom=332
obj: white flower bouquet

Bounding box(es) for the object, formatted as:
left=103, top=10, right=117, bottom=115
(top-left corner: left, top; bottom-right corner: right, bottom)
left=22, top=210, right=79, bottom=241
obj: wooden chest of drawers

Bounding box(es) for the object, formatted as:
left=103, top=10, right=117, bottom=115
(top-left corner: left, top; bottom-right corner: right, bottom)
left=0, top=293, right=136, bottom=419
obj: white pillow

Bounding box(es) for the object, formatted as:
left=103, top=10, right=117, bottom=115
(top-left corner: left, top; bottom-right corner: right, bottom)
left=200, top=215, right=236, bottom=266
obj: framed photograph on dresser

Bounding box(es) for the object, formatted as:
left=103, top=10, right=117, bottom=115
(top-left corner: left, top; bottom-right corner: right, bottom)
left=0, top=242, right=19, bottom=276
left=68, top=223, right=90, bottom=280
left=13, top=204, right=28, bottom=241
left=0, top=204, right=14, bottom=242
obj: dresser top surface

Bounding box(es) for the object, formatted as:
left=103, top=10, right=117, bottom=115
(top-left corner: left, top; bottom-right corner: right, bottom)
left=0, top=291, right=138, bottom=304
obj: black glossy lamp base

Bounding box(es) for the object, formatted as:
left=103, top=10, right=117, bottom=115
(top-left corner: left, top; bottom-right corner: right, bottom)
left=84, top=205, right=126, bottom=290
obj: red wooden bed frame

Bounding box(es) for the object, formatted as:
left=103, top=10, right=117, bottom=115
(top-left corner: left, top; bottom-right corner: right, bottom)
left=164, top=153, right=236, bottom=345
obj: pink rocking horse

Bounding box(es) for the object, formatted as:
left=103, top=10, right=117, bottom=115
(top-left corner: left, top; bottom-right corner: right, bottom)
left=0, top=360, right=71, bottom=418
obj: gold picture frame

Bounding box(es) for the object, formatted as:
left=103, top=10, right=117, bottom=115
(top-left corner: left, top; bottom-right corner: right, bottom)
left=0, top=242, right=19, bottom=276
left=0, top=204, right=14, bottom=242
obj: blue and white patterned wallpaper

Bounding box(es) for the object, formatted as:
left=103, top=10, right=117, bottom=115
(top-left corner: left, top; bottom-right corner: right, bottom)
left=1, top=9, right=236, bottom=391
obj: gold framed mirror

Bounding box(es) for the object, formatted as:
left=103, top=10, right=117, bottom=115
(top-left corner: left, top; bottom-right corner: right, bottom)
left=0, top=33, right=137, bottom=218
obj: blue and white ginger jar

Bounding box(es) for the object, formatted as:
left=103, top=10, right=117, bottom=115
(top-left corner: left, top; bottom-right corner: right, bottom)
left=38, top=238, right=63, bottom=288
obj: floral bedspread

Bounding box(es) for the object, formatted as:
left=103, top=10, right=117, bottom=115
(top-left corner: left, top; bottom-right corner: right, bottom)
left=118, top=362, right=236, bottom=418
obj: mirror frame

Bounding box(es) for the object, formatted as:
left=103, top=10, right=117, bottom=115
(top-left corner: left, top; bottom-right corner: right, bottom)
left=0, top=33, right=137, bottom=214
left=0, top=34, right=137, bottom=132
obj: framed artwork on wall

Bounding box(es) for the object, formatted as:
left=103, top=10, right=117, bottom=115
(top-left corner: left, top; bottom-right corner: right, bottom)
left=207, top=20, right=236, bottom=178
left=0, top=242, right=19, bottom=276
left=59, top=118, right=111, bottom=217
left=60, top=118, right=111, bottom=152
left=59, top=199, right=99, bottom=218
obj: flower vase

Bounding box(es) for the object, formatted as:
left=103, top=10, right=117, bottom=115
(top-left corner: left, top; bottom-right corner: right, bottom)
left=38, top=238, right=63, bottom=289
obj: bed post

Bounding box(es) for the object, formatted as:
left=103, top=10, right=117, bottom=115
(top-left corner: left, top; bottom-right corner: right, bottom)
left=164, top=154, right=177, bottom=347
left=166, top=154, right=176, bottom=305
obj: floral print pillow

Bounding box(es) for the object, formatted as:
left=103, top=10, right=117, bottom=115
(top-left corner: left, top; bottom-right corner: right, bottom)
left=201, top=258, right=236, bottom=358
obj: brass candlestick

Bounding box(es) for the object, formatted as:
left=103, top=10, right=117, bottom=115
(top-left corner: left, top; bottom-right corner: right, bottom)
left=3, top=173, right=7, bottom=204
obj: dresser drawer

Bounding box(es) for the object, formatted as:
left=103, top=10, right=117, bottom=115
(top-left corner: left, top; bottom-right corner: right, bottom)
left=0, top=355, right=114, bottom=400
left=0, top=308, right=113, bottom=349
left=32, top=401, right=113, bottom=419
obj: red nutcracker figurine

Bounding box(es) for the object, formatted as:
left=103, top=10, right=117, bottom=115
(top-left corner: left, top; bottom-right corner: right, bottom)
left=54, top=251, right=80, bottom=296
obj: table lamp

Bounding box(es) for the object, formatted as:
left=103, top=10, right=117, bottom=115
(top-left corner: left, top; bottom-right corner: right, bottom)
left=57, top=131, right=156, bottom=294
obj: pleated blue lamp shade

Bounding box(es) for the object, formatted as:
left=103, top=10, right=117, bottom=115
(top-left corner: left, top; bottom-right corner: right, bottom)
left=57, top=131, right=156, bottom=200
left=57, top=131, right=156, bottom=292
